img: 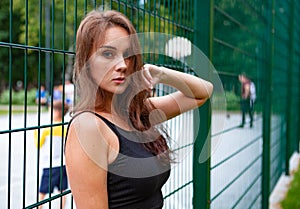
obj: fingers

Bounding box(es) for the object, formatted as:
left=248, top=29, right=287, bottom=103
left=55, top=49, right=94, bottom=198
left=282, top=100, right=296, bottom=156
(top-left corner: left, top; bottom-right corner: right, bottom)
left=141, top=64, right=164, bottom=91
left=142, top=64, right=154, bottom=90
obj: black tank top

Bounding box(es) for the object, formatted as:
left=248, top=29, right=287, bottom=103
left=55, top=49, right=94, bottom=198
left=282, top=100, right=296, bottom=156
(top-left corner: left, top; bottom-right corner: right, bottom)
left=66, top=112, right=171, bottom=209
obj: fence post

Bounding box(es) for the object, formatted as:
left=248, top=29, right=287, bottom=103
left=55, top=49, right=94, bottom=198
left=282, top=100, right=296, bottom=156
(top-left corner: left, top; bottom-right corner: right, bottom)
left=285, top=0, right=295, bottom=175
left=298, top=1, right=300, bottom=153
left=262, top=0, right=275, bottom=208
left=192, top=0, right=214, bottom=209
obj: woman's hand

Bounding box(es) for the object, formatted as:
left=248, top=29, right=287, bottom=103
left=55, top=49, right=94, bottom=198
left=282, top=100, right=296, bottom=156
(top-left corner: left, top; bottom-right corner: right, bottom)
left=143, top=64, right=213, bottom=121
left=141, top=64, right=165, bottom=91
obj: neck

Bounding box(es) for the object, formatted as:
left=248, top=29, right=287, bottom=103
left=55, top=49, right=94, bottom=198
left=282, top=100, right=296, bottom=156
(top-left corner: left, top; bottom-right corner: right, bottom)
left=95, top=90, right=115, bottom=114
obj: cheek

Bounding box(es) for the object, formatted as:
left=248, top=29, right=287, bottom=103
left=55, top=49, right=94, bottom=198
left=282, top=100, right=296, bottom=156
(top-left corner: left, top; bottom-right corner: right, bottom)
left=90, top=69, right=112, bottom=86
left=89, top=59, right=112, bottom=83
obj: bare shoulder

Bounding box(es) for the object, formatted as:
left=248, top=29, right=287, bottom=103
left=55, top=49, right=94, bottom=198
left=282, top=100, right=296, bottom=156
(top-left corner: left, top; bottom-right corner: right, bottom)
left=66, top=111, right=119, bottom=166
left=70, top=112, right=108, bottom=134
left=69, top=112, right=117, bottom=142
left=65, top=112, right=110, bottom=209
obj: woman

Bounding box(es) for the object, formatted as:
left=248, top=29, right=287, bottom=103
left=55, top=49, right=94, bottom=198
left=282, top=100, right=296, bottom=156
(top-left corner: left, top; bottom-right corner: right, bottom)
left=65, top=10, right=213, bottom=209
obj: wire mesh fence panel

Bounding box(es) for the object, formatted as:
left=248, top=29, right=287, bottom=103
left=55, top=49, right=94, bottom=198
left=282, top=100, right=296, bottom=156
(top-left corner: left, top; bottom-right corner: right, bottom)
left=1, top=0, right=300, bottom=209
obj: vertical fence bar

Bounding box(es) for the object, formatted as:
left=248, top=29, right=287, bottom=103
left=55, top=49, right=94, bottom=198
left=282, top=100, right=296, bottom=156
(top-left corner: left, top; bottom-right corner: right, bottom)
left=61, top=0, right=67, bottom=208
left=293, top=0, right=299, bottom=154
left=22, top=0, right=29, bottom=208
left=192, top=0, right=213, bottom=209
left=36, top=0, right=43, bottom=205
left=297, top=1, right=300, bottom=153
left=45, top=0, right=51, bottom=92
left=262, top=0, right=275, bottom=208
left=298, top=0, right=300, bottom=153
left=7, top=0, right=13, bottom=208
left=285, top=0, right=295, bottom=175
left=48, top=1, right=56, bottom=208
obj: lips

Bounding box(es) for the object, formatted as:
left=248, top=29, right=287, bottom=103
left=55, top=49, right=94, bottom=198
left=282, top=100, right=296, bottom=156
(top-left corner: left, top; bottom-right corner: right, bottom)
left=112, top=77, right=125, bottom=84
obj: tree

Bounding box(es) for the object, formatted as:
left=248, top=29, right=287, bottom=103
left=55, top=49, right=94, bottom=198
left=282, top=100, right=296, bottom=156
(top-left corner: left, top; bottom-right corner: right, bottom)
left=0, top=1, right=24, bottom=92
left=213, top=0, right=265, bottom=92
left=0, top=0, right=192, bottom=92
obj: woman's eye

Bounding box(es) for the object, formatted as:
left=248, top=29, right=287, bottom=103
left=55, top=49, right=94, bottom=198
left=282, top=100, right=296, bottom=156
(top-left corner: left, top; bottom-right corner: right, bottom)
left=102, top=51, right=114, bottom=58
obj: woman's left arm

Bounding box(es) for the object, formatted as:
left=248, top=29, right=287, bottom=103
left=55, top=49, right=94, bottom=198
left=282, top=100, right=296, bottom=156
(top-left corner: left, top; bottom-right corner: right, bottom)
left=143, top=64, right=213, bottom=120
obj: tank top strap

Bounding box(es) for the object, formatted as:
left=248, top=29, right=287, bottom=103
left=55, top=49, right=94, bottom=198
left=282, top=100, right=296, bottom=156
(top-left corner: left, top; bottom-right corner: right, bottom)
left=87, top=111, right=120, bottom=134
left=64, top=110, right=120, bottom=146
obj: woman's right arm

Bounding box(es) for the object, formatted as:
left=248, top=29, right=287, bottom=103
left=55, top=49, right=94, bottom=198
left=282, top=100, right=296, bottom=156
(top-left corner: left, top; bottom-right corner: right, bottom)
left=65, top=113, right=110, bottom=209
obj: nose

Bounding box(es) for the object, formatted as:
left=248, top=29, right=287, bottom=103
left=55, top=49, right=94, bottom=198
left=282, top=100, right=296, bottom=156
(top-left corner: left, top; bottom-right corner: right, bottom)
left=115, top=57, right=127, bottom=72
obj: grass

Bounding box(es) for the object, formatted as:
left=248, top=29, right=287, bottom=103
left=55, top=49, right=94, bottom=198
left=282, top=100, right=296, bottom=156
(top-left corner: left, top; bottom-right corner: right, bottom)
left=0, top=110, right=31, bottom=115
left=281, top=164, right=300, bottom=209
left=0, top=109, right=37, bottom=115
left=0, top=105, right=46, bottom=115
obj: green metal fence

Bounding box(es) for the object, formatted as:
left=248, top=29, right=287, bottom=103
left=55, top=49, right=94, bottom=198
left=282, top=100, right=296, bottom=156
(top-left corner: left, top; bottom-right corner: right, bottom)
left=209, top=1, right=300, bottom=209
left=0, top=0, right=299, bottom=209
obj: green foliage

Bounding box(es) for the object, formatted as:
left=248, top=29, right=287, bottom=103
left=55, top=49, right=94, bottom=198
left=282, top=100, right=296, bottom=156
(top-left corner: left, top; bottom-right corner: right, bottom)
left=281, top=167, right=300, bottom=209
left=212, top=91, right=240, bottom=111
left=0, top=1, right=24, bottom=91
left=0, top=88, right=36, bottom=105
left=213, top=0, right=264, bottom=78
left=225, top=91, right=240, bottom=111
left=1, top=0, right=193, bottom=91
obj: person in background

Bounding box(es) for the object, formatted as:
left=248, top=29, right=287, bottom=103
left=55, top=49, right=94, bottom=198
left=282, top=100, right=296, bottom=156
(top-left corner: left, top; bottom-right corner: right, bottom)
left=53, top=84, right=63, bottom=101
left=35, top=84, right=48, bottom=106
left=65, top=10, right=213, bottom=209
left=64, top=77, right=75, bottom=107
left=238, top=73, right=253, bottom=128
left=249, top=79, right=256, bottom=115
left=34, top=100, right=69, bottom=209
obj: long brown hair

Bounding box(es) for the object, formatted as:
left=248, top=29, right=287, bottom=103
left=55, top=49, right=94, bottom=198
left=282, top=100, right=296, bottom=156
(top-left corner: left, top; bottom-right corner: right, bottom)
left=73, top=10, right=171, bottom=162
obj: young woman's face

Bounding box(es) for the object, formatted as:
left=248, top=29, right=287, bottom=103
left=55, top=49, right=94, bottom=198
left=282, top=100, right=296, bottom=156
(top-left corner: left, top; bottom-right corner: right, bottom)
left=89, top=26, right=133, bottom=95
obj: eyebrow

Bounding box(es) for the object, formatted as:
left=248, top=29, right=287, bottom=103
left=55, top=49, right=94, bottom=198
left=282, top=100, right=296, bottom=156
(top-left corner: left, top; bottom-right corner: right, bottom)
left=100, top=45, right=117, bottom=50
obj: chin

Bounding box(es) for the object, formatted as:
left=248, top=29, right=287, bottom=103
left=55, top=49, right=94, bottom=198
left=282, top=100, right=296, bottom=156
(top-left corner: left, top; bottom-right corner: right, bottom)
left=109, top=85, right=128, bottom=95
left=115, top=82, right=131, bottom=94
left=114, top=89, right=126, bottom=94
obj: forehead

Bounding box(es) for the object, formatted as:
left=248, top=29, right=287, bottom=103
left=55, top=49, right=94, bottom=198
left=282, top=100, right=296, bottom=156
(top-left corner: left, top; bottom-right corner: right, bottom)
left=103, top=26, right=130, bottom=50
